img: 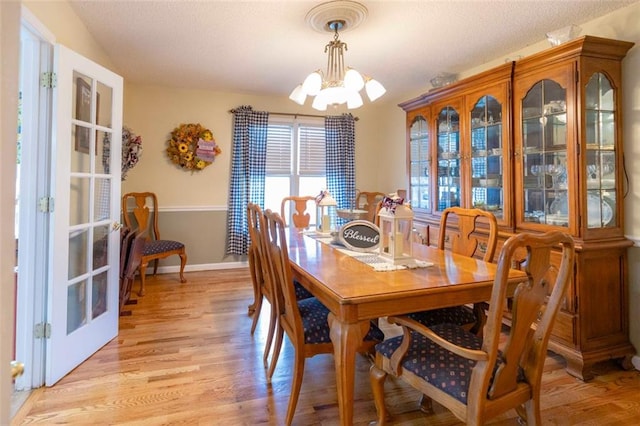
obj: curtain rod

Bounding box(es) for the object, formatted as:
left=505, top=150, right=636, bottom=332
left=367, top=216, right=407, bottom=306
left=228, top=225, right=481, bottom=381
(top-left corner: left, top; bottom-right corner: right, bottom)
left=228, top=110, right=359, bottom=121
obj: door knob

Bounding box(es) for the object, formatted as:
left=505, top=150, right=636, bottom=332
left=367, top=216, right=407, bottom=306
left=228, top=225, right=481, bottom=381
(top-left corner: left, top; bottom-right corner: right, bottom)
left=11, top=361, right=24, bottom=380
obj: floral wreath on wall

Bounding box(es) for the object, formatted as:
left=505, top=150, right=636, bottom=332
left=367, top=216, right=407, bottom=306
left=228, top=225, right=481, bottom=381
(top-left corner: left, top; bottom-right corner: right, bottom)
left=166, top=123, right=221, bottom=171
left=121, top=126, right=143, bottom=181
left=102, top=126, right=143, bottom=181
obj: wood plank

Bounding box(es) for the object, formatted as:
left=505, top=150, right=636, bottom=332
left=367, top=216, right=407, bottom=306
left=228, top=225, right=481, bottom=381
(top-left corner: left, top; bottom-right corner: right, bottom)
left=12, top=269, right=640, bottom=425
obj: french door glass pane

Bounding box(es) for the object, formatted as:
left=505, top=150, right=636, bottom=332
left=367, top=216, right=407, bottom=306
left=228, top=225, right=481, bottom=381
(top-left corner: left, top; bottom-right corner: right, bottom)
left=67, top=281, right=87, bottom=334
left=68, top=229, right=88, bottom=279
left=69, top=176, right=90, bottom=226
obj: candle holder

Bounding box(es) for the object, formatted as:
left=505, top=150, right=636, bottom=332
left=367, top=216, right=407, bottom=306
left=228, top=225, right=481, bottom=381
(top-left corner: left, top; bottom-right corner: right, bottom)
left=315, top=190, right=337, bottom=234
left=378, top=195, right=413, bottom=264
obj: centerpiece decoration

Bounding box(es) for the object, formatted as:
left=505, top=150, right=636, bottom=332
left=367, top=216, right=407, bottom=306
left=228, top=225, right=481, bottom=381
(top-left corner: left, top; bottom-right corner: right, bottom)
left=166, top=123, right=221, bottom=171
left=378, top=194, right=414, bottom=264
left=315, top=190, right=337, bottom=234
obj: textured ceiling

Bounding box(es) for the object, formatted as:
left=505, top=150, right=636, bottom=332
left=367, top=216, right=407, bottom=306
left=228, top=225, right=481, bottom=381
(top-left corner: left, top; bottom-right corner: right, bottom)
left=68, top=0, right=638, bottom=104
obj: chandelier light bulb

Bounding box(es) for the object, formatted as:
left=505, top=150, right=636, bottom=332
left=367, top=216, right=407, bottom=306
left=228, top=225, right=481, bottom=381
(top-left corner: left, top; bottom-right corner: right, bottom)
left=289, top=84, right=307, bottom=105
left=344, top=68, right=365, bottom=91
left=365, top=78, right=386, bottom=102
left=302, top=71, right=323, bottom=96
left=346, top=90, right=363, bottom=109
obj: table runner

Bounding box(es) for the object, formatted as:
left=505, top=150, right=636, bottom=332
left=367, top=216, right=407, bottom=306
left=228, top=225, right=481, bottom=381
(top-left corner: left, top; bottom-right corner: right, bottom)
left=304, top=232, right=433, bottom=271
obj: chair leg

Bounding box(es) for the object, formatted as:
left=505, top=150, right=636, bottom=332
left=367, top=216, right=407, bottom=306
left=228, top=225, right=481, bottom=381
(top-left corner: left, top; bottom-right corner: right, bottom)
left=138, top=261, right=148, bottom=296
left=285, top=351, right=306, bottom=426
left=523, top=396, right=541, bottom=425
left=178, top=251, right=187, bottom=283
left=369, top=363, right=390, bottom=425
left=250, top=294, right=264, bottom=335
left=419, top=394, right=434, bottom=414
left=267, top=324, right=284, bottom=381
left=152, top=259, right=159, bottom=276
left=262, top=300, right=278, bottom=368
left=247, top=251, right=259, bottom=315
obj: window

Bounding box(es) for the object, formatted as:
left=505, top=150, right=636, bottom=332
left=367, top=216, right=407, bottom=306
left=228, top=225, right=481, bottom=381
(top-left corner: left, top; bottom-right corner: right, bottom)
left=264, top=117, right=326, bottom=225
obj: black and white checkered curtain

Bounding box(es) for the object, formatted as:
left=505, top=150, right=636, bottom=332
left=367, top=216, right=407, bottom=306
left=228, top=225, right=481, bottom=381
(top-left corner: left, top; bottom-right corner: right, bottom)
left=226, top=106, right=269, bottom=255
left=325, top=114, right=356, bottom=224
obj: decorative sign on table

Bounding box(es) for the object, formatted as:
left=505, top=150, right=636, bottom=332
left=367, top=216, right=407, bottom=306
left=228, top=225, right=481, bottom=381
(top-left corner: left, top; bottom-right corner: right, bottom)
left=338, top=220, right=381, bottom=252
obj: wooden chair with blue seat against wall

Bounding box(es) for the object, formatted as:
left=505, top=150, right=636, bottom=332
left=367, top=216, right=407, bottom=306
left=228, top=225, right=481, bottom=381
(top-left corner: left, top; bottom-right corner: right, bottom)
left=262, top=209, right=384, bottom=426
left=122, top=192, right=187, bottom=296
left=370, top=231, right=575, bottom=425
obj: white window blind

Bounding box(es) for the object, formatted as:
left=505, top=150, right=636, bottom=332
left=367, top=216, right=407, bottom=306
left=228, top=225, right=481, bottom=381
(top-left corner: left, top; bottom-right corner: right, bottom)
left=266, top=124, right=293, bottom=174
left=298, top=125, right=325, bottom=175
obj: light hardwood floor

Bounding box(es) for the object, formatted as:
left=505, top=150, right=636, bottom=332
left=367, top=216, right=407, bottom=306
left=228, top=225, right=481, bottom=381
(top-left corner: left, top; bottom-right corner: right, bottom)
left=13, top=269, right=640, bottom=425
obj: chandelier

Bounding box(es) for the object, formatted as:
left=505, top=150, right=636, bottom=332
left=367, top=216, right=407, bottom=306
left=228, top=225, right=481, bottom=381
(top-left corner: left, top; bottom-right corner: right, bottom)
left=289, top=16, right=385, bottom=111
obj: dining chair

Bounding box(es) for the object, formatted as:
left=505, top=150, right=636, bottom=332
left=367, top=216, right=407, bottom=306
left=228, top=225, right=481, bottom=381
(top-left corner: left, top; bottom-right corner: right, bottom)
left=262, top=209, right=384, bottom=425
left=122, top=192, right=187, bottom=296
left=247, top=203, right=314, bottom=369
left=355, top=190, right=386, bottom=223
left=119, top=229, right=146, bottom=315
left=370, top=231, right=575, bottom=425
left=280, top=195, right=316, bottom=230
left=406, top=206, right=499, bottom=337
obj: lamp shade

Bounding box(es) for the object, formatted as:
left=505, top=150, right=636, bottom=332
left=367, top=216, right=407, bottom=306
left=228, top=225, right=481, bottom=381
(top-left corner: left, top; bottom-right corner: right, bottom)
left=365, top=78, right=386, bottom=101
left=344, top=68, right=365, bottom=91
left=289, top=84, right=307, bottom=105
left=302, top=71, right=322, bottom=96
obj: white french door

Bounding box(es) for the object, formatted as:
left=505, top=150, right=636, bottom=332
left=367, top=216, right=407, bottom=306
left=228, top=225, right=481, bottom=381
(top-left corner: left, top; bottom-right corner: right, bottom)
left=46, top=44, right=123, bottom=385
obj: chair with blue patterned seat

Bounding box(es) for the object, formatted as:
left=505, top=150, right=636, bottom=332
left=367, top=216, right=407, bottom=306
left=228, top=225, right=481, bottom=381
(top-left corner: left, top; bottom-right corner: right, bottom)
left=369, top=231, right=575, bottom=425
left=263, top=209, right=384, bottom=426
left=406, top=206, right=499, bottom=337
left=122, top=192, right=187, bottom=296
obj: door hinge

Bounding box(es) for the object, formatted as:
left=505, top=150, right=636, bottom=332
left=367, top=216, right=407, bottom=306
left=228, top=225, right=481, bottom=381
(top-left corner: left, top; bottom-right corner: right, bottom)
left=38, top=196, right=55, bottom=213
left=34, top=323, right=51, bottom=339
left=40, top=72, right=57, bottom=88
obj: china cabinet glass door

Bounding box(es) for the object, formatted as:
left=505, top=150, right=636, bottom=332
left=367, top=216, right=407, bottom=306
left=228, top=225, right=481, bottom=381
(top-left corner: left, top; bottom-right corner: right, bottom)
left=436, top=106, right=460, bottom=211
left=585, top=72, right=616, bottom=229
left=470, top=95, right=503, bottom=220
left=409, top=114, right=430, bottom=211
left=521, top=79, right=569, bottom=227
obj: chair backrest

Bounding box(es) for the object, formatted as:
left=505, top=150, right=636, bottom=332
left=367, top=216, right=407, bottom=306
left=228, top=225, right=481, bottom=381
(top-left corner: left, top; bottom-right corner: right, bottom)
left=247, top=203, right=269, bottom=296
left=438, top=206, right=498, bottom=262
left=263, top=209, right=304, bottom=341
left=123, top=230, right=147, bottom=279
left=119, top=229, right=146, bottom=312
left=477, top=231, right=574, bottom=406
left=355, top=191, right=385, bottom=223
left=122, top=192, right=160, bottom=242
left=280, top=196, right=316, bottom=230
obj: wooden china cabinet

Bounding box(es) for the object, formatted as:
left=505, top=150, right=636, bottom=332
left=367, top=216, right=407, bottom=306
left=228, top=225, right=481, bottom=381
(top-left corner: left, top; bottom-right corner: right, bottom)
left=400, top=36, right=635, bottom=380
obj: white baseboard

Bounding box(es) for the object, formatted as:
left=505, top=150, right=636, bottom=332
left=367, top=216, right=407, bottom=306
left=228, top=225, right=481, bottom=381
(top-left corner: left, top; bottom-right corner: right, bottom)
left=633, top=355, right=640, bottom=371
left=155, top=261, right=249, bottom=274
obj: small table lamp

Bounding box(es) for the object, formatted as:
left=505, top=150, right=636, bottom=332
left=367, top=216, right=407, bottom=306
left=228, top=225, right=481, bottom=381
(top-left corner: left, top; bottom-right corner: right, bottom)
left=315, top=190, right=337, bottom=234
left=378, top=195, right=413, bottom=264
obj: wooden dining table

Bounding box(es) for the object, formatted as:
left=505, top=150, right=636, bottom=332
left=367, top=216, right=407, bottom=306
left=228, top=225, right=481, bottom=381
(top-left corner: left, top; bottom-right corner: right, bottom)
left=285, top=228, right=528, bottom=426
